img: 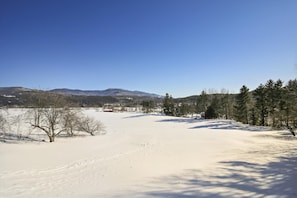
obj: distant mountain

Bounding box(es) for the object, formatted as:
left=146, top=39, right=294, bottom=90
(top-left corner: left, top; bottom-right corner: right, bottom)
left=0, top=87, right=164, bottom=107
left=49, top=88, right=163, bottom=98
left=0, top=87, right=34, bottom=96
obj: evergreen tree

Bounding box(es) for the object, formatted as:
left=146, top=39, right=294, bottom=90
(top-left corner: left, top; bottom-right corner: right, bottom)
left=265, top=80, right=275, bottom=112
left=176, top=103, right=191, bottom=117
left=205, top=105, right=218, bottom=119
left=273, top=79, right=284, bottom=127
left=142, top=100, right=155, bottom=113
left=204, top=95, right=221, bottom=119
left=163, top=93, right=175, bottom=116
left=254, top=84, right=268, bottom=126
left=195, top=90, right=208, bottom=114
left=234, top=85, right=251, bottom=124
left=265, top=79, right=279, bottom=127
left=284, top=79, right=297, bottom=127
left=249, top=108, right=258, bottom=126
left=210, top=95, right=221, bottom=117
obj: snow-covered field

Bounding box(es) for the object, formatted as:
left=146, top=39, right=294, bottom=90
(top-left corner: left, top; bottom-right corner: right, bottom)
left=1, top=108, right=296, bottom=198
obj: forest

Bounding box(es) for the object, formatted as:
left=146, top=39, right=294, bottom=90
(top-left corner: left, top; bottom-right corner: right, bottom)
left=161, top=79, right=297, bottom=129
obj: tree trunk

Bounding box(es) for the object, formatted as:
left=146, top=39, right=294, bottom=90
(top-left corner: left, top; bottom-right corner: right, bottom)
left=48, top=135, right=55, bottom=142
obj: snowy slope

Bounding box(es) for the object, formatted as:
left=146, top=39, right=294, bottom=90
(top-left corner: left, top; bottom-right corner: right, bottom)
left=0, top=109, right=296, bottom=198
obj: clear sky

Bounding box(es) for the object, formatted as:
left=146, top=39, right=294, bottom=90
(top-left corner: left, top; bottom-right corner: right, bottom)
left=1, top=0, right=296, bottom=97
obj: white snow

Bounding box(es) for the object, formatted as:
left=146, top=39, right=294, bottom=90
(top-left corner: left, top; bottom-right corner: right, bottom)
left=0, top=108, right=296, bottom=198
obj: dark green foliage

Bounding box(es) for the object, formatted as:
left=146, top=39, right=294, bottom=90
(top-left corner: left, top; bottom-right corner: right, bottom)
left=284, top=79, right=297, bottom=127
left=234, top=85, right=251, bottom=124
left=68, top=95, right=118, bottom=107
left=142, top=100, right=155, bottom=113
left=173, top=91, right=236, bottom=119
left=176, top=103, right=193, bottom=117
left=249, top=108, right=258, bottom=126
left=248, top=79, right=297, bottom=128
left=265, top=79, right=284, bottom=127
left=204, top=95, right=222, bottom=119
left=205, top=105, right=218, bottom=119
left=195, top=90, right=209, bottom=113
left=254, top=84, right=268, bottom=126
left=162, top=79, right=297, bottom=128
left=163, top=93, right=175, bottom=116
left=221, top=93, right=233, bottom=119
left=265, top=80, right=277, bottom=126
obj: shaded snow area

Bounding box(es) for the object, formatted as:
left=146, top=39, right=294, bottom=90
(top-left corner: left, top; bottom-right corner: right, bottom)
left=1, top=109, right=296, bottom=198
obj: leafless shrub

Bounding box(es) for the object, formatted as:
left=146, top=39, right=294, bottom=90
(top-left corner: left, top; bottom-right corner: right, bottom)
left=61, top=109, right=80, bottom=136
left=10, top=114, right=23, bottom=140
left=1, top=109, right=34, bottom=143
left=77, top=116, right=105, bottom=136
left=0, top=108, right=11, bottom=134
left=0, top=110, right=7, bottom=133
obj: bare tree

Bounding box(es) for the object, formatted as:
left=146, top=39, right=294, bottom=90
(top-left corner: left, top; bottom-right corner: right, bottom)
left=10, top=114, right=24, bottom=140
left=28, top=93, right=68, bottom=142
left=61, top=108, right=80, bottom=137
left=30, top=107, right=66, bottom=142
left=0, top=109, right=7, bottom=133
left=77, top=116, right=105, bottom=136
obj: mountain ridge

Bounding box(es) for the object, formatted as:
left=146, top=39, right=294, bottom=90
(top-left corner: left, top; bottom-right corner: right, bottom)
left=49, top=88, right=162, bottom=98
left=0, top=87, right=163, bottom=98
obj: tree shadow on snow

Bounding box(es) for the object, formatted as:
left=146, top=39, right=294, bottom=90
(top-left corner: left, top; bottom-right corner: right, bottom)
left=124, top=113, right=167, bottom=119
left=139, top=150, right=297, bottom=198
left=0, top=132, right=43, bottom=144
left=157, top=118, right=204, bottom=124
left=190, top=120, right=269, bottom=132
left=258, top=132, right=297, bottom=141
left=156, top=118, right=268, bottom=132
left=124, top=114, right=152, bottom=119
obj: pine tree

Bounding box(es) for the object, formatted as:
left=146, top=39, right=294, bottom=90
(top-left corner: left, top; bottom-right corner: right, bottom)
left=142, top=100, right=155, bottom=113
left=273, top=79, right=284, bottom=128
left=254, top=84, right=268, bottom=126
left=205, top=96, right=220, bottom=119
left=234, top=85, right=251, bottom=124
left=265, top=79, right=278, bottom=127
left=249, top=108, right=258, bottom=126
left=284, top=79, right=297, bottom=127
left=163, top=93, right=175, bottom=116
left=205, top=105, right=217, bottom=119
left=176, top=103, right=191, bottom=117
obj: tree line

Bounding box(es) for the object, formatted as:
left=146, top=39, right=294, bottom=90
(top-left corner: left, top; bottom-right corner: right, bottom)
left=163, top=79, right=297, bottom=129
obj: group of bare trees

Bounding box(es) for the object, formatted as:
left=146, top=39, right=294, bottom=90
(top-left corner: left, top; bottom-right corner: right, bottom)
left=29, top=107, right=104, bottom=142
left=0, top=108, right=34, bottom=142
left=24, top=93, right=105, bottom=142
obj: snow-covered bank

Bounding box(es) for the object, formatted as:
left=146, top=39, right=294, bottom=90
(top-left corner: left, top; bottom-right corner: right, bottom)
left=0, top=109, right=296, bottom=197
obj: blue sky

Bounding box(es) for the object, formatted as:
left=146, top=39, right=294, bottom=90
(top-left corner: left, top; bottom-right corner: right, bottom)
left=1, top=0, right=296, bottom=97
